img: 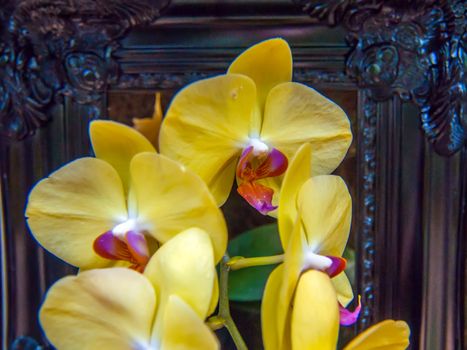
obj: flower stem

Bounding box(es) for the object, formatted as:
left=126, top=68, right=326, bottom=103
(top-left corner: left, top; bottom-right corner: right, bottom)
left=218, top=255, right=248, bottom=350
left=227, top=254, right=284, bottom=271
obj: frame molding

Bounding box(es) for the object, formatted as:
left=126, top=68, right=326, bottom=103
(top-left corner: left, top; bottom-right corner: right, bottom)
left=0, top=1, right=465, bottom=349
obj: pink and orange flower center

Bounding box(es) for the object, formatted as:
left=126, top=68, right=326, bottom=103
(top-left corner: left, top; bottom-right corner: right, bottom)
left=93, top=226, right=152, bottom=272
left=236, top=142, right=288, bottom=214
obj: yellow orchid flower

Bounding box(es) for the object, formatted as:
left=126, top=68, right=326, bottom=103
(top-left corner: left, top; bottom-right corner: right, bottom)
left=280, top=143, right=357, bottom=308
left=263, top=266, right=410, bottom=349
left=40, top=228, right=220, bottom=350
left=133, top=92, right=163, bottom=149
left=262, top=148, right=361, bottom=348
left=25, top=120, right=227, bottom=271
left=160, top=38, right=352, bottom=214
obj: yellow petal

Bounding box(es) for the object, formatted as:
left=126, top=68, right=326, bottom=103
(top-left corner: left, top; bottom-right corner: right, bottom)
left=291, top=270, right=339, bottom=350
left=207, top=272, right=219, bottom=316
left=132, top=92, right=163, bottom=149
left=297, top=175, right=351, bottom=256
left=344, top=320, right=410, bottom=350
left=130, top=153, right=227, bottom=262
left=228, top=38, right=292, bottom=112
left=261, top=264, right=284, bottom=350
left=276, top=221, right=308, bottom=349
left=159, top=74, right=257, bottom=206
left=25, top=158, right=128, bottom=269
left=260, top=82, right=352, bottom=176
left=144, top=228, right=215, bottom=320
left=160, top=295, right=219, bottom=350
left=332, top=272, right=354, bottom=307
left=278, top=143, right=312, bottom=248
left=40, top=268, right=156, bottom=350
left=208, top=156, right=238, bottom=205
left=90, top=120, right=156, bottom=193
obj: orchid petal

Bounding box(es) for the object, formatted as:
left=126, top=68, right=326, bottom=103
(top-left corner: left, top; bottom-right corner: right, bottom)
left=207, top=273, right=219, bottom=317
left=228, top=38, right=292, bottom=112
left=297, top=175, right=352, bottom=257
left=291, top=270, right=340, bottom=350
left=90, top=120, right=156, bottom=193
left=340, top=295, right=362, bottom=326
left=40, top=268, right=156, bottom=350
left=276, top=221, right=307, bottom=349
left=260, top=82, right=352, bottom=176
left=344, top=320, right=410, bottom=350
left=144, top=228, right=215, bottom=322
left=130, top=153, right=227, bottom=262
left=261, top=264, right=284, bottom=350
left=159, top=74, right=258, bottom=205
left=25, top=158, right=127, bottom=269
left=132, top=92, right=163, bottom=149
left=237, top=182, right=277, bottom=215
left=332, top=271, right=355, bottom=307
left=278, top=143, right=312, bottom=249
left=160, top=295, right=219, bottom=350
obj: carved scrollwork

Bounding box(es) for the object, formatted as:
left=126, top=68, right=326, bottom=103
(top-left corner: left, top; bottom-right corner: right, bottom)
left=296, top=0, right=466, bottom=156
left=0, top=0, right=170, bottom=140
left=116, top=69, right=351, bottom=90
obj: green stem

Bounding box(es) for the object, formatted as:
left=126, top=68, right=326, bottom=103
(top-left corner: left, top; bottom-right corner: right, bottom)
left=227, top=254, right=284, bottom=271
left=219, top=255, right=248, bottom=350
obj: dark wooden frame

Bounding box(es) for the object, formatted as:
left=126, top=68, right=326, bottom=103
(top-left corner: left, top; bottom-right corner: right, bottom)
left=0, top=1, right=465, bottom=349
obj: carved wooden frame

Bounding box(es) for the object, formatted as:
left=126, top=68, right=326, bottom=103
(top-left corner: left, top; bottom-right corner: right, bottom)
left=0, top=1, right=465, bottom=349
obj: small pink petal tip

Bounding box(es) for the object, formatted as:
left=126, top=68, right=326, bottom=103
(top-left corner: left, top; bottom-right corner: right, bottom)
left=339, top=295, right=362, bottom=326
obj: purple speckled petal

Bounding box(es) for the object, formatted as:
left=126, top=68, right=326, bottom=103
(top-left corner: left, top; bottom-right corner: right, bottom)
left=125, top=230, right=150, bottom=265
left=339, top=295, right=362, bottom=326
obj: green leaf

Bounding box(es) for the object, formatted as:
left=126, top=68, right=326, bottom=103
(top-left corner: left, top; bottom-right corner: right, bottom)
left=228, top=224, right=283, bottom=301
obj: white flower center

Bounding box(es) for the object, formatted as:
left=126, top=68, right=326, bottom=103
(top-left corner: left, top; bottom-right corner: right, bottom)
left=132, top=340, right=153, bottom=350
left=302, top=250, right=332, bottom=272
left=249, top=138, right=269, bottom=155
left=112, top=218, right=138, bottom=237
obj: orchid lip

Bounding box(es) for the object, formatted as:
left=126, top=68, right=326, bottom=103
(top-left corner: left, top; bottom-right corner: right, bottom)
left=236, top=144, right=288, bottom=214
left=93, top=225, right=151, bottom=271
left=339, top=295, right=362, bottom=326
left=301, top=251, right=347, bottom=278
left=237, top=181, right=277, bottom=215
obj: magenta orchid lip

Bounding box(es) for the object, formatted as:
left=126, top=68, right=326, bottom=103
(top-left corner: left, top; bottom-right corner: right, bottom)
left=236, top=145, right=288, bottom=214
